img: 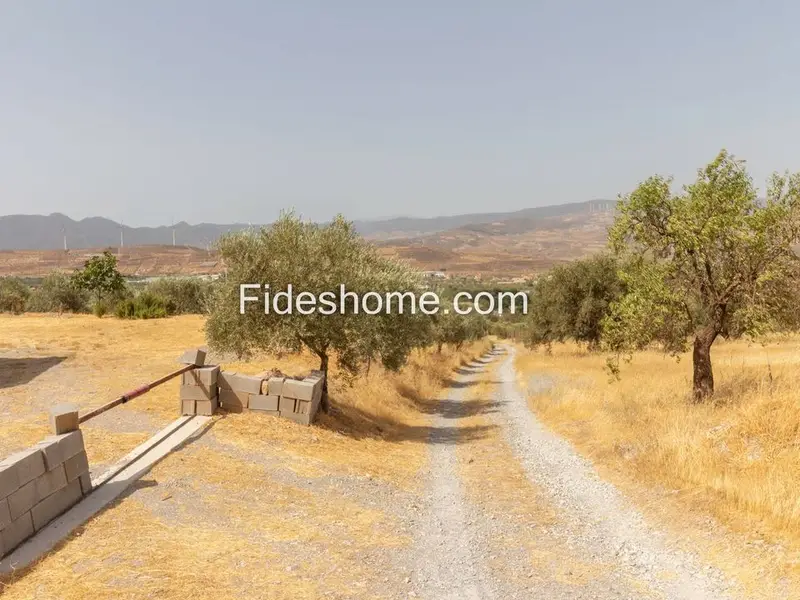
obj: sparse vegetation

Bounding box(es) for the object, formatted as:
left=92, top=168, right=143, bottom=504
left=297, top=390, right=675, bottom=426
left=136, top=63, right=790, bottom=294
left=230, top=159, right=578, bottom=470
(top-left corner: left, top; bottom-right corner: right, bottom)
left=25, top=272, right=89, bottom=314
left=0, top=277, right=31, bottom=314
left=115, top=291, right=170, bottom=319
left=145, top=277, right=213, bottom=315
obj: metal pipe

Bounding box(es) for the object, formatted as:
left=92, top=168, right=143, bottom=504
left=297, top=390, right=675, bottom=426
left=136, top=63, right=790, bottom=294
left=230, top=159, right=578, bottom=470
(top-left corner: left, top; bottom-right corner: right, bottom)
left=79, top=364, right=196, bottom=424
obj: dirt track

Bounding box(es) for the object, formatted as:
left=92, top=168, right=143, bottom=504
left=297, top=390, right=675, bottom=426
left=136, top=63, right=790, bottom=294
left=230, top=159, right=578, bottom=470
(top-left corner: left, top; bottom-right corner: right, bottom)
left=1, top=335, right=750, bottom=599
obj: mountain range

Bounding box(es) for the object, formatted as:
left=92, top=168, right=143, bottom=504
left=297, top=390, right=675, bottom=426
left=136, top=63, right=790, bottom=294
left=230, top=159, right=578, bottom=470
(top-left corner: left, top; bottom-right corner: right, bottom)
left=0, top=200, right=614, bottom=250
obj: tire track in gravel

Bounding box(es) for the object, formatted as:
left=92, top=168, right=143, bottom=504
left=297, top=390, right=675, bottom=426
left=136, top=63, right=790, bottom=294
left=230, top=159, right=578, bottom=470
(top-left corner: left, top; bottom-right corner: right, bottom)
left=410, top=353, right=500, bottom=599
left=494, top=344, right=739, bottom=600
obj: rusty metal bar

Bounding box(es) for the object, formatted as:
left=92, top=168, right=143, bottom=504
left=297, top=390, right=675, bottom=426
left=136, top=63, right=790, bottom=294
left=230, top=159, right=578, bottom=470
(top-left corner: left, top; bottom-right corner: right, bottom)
left=79, top=364, right=196, bottom=424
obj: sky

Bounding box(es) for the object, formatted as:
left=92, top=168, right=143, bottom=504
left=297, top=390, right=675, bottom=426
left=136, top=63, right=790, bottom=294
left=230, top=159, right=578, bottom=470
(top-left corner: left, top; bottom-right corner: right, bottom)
left=1, top=1, right=799, bottom=227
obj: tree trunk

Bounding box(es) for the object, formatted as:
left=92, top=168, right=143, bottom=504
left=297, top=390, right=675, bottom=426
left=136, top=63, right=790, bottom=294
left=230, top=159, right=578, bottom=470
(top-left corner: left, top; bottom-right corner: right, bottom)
left=319, top=353, right=330, bottom=413
left=692, top=332, right=716, bottom=401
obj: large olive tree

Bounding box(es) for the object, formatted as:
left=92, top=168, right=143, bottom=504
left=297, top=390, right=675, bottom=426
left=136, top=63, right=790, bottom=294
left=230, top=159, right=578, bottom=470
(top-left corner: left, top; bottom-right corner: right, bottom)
left=603, top=150, right=800, bottom=400
left=206, top=213, right=432, bottom=409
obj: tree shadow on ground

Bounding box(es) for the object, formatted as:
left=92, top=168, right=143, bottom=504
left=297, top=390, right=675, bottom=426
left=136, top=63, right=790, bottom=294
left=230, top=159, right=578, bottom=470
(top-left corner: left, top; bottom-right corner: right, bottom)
left=0, top=356, right=67, bottom=389
left=318, top=402, right=498, bottom=445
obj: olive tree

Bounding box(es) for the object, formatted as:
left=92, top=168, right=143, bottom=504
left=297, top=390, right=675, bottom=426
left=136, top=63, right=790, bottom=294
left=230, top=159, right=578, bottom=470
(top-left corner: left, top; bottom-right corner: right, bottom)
left=206, top=213, right=432, bottom=409
left=603, top=150, right=800, bottom=400
left=526, top=254, right=625, bottom=351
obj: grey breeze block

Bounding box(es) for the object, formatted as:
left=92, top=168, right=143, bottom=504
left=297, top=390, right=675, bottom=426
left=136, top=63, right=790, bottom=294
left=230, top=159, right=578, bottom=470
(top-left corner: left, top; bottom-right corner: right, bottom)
left=178, top=348, right=206, bottom=366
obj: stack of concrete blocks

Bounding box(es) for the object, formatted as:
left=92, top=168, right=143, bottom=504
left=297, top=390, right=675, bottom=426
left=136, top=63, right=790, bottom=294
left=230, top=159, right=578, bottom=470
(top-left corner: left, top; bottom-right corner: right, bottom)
left=275, top=371, right=325, bottom=426
left=180, top=366, right=220, bottom=416
left=177, top=348, right=219, bottom=417
left=0, top=404, right=92, bottom=559
left=215, top=369, right=325, bottom=426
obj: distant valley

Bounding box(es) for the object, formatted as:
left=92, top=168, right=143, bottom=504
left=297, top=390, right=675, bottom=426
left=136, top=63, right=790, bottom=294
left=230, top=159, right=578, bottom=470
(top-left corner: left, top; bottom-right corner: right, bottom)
left=0, top=200, right=615, bottom=278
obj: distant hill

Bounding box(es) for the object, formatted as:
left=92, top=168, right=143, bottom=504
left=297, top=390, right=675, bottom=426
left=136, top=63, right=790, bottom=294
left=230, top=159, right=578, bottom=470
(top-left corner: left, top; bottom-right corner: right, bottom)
left=0, top=200, right=616, bottom=277
left=0, top=200, right=614, bottom=250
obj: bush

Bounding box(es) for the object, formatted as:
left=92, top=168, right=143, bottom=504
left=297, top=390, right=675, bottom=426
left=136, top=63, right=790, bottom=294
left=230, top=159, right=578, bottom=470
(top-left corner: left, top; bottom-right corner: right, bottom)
left=0, top=277, right=31, bottom=314
left=92, top=300, right=107, bottom=318
left=26, top=272, right=89, bottom=313
left=145, top=277, right=212, bottom=315
left=115, top=291, right=169, bottom=319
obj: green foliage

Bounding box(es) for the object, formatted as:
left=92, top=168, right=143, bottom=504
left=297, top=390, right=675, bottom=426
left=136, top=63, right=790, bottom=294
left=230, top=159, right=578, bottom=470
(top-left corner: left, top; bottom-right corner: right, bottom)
left=73, top=251, right=127, bottom=311
left=145, top=277, right=213, bottom=315
left=431, top=311, right=488, bottom=352
left=206, top=212, right=433, bottom=383
left=525, top=254, right=625, bottom=350
left=26, top=272, right=89, bottom=313
left=604, top=149, right=800, bottom=397
left=93, top=300, right=108, bottom=318
left=115, top=291, right=169, bottom=320
left=0, top=277, right=31, bottom=314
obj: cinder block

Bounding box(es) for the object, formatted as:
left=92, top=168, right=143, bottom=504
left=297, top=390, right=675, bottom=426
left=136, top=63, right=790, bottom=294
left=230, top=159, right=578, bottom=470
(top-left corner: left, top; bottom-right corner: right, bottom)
left=180, top=384, right=217, bottom=401
left=282, top=379, right=314, bottom=401
left=0, top=498, right=11, bottom=530
left=79, top=472, right=92, bottom=495
left=178, top=348, right=206, bottom=366
left=217, top=370, right=237, bottom=390
left=37, top=431, right=85, bottom=471
left=183, top=365, right=219, bottom=386
left=296, top=400, right=311, bottom=415
left=35, top=466, right=67, bottom=503
left=1, top=512, right=34, bottom=555
left=30, top=479, right=82, bottom=531
left=8, top=480, right=37, bottom=521
left=249, top=394, right=279, bottom=412
left=195, top=396, right=219, bottom=416
left=64, top=451, right=89, bottom=482
left=278, top=396, right=296, bottom=413
left=280, top=409, right=311, bottom=426
left=181, top=399, right=196, bottom=416
left=6, top=448, right=46, bottom=488
left=0, top=460, right=20, bottom=501
left=305, top=377, right=324, bottom=404
left=228, top=374, right=262, bottom=395
left=219, top=388, right=249, bottom=413
left=49, top=404, right=80, bottom=435
left=267, top=377, right=285, bottom=396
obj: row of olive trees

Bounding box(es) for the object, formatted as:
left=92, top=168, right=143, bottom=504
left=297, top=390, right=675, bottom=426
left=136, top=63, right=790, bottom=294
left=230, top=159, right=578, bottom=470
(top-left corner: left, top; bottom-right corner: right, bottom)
left=525, top=149, right=800, bottom=401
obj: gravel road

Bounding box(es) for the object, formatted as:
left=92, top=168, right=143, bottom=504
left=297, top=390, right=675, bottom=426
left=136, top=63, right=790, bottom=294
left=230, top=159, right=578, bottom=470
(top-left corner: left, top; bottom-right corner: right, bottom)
left=409, top=344, right=738, bottom=600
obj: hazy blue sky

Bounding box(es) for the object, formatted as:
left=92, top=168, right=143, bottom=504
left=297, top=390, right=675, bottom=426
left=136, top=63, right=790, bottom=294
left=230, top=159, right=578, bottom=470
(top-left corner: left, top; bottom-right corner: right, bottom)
left=1, top=2, right=799, bottom=226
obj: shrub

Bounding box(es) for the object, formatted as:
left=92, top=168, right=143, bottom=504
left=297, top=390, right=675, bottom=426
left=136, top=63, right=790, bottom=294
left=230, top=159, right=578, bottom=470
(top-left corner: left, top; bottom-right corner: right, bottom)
left=145, top=277, right=212, bottom=315
left=0, top=277, right=31, bottom=314
left=115, top=291, right=169, bottom=319
left=93, top=300, right=109, bottom=318
left=26, top=272, right=89, bottom=313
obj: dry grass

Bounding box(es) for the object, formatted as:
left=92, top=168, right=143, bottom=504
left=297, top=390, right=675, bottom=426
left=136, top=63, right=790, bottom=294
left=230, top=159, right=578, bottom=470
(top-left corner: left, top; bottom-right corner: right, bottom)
left=515, top=337, right=800, bottom=592
left=0, top=313, right=493, bottom=598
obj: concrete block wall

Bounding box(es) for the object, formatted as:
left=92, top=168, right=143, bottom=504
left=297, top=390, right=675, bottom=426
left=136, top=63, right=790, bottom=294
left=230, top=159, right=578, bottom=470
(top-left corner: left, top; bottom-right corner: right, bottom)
left=182, top=366, right=325, bottom=426
left=0, top=421, right=91, bottom=558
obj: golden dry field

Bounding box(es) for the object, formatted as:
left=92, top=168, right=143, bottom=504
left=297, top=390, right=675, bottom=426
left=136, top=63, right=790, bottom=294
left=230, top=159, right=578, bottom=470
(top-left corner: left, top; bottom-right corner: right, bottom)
left=0, top=313, right=491, bottom=598
left=515, top=338, right=800, bottom=596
